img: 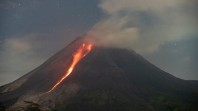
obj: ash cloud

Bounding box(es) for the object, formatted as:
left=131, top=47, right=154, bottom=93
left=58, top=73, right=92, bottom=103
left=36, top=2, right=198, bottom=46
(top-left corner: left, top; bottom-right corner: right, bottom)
left=88, top=0, right=198, bottom=54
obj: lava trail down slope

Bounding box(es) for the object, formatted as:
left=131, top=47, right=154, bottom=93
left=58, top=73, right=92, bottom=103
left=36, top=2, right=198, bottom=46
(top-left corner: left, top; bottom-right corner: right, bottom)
left=0, top=37, right=198, bottom=111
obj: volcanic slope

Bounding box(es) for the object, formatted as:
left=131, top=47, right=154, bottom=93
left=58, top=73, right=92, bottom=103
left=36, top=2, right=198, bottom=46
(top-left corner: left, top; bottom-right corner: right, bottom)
left=0, top=37, right=198, bottom=111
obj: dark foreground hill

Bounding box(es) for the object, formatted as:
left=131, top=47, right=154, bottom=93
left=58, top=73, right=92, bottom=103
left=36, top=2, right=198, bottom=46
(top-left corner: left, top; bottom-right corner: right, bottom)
left=0, top=37, right=198, bottom=111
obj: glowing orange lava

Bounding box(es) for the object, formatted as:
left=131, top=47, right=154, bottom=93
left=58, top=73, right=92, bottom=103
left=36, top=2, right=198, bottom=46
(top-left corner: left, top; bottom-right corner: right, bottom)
left=48, top=42, right=93, bottom=92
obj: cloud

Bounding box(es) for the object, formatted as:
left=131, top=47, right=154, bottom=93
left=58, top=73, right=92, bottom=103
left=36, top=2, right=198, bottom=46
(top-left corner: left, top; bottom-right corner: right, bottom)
left=0, top=34, right=53, bottom=85
left=0, top=31, right=79, bottom=85
left=88, top=0, right=198, bottom=54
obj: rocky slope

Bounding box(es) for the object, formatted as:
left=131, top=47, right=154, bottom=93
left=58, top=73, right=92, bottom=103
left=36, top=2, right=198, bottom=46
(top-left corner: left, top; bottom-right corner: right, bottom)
left=0, top=37, right=198, bottom=111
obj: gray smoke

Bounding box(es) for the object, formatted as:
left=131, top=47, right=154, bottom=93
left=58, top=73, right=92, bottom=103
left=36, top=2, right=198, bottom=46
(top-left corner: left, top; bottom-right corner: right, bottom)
left=88, top=0, right=198, bottom=54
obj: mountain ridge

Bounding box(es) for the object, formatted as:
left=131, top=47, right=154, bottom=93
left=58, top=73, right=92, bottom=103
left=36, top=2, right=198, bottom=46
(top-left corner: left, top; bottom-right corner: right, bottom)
left=0, top=37, right=198, bottom=111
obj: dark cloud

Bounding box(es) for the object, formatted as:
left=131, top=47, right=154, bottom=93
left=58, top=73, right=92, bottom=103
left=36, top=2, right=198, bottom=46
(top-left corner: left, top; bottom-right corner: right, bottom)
left=0, top=0, right=102, bottom=37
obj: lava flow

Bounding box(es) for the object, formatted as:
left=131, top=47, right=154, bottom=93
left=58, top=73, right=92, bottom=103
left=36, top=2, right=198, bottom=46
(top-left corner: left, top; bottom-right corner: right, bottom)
left=48, top=42, right=93, bottom=92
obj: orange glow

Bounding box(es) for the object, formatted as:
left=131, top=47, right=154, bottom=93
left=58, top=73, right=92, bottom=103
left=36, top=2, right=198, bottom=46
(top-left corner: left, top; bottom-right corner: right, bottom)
left=48, top=42, right=93, bottom=92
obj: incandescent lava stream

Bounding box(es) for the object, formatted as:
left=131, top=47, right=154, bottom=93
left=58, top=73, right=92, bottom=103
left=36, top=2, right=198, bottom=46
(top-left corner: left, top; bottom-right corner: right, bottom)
left=48, top=42, right=93, bottom=92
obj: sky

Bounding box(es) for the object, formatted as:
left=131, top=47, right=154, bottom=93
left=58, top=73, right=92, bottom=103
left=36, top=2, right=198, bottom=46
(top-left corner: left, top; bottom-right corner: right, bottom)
left=0, top=0, right=197, bottom=85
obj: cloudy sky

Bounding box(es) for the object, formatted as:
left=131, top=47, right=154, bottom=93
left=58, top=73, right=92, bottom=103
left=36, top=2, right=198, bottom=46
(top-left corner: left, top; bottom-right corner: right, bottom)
left=0, top=0, right=197, bottom=85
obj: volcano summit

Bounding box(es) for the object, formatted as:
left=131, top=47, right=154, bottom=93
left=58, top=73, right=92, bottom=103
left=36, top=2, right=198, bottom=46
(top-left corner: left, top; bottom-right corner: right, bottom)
left=0, top=37, right=198, bottom=111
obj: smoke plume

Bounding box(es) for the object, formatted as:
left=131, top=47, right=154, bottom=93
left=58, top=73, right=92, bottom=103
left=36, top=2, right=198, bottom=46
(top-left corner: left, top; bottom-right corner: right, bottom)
left=88, top=0, right=198, bottom=54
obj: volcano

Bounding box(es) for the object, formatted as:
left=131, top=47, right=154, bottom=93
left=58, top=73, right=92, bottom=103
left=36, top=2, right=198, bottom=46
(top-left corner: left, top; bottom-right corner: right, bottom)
left=0, top=37, right=198, bottom=111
